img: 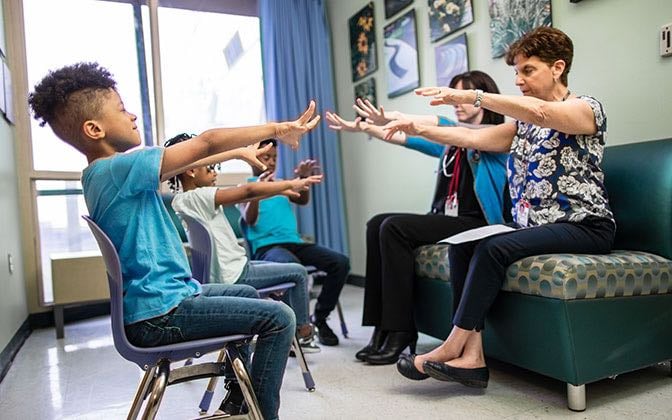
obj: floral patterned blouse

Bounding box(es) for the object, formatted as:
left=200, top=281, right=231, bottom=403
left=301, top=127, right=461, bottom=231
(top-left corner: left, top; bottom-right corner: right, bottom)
left=507, top=96, right=615, bottom=226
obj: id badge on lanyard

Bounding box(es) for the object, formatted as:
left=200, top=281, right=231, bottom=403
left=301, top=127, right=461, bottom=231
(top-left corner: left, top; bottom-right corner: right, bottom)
left=444, top=148, right=462, bottom=217
left=516, top=199, right=531, bottom=227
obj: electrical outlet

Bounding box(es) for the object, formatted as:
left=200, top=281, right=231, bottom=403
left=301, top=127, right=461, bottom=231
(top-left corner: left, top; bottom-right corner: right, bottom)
left=661, top=23, right=672, bottom=57
left=7, top=253, right=14, bottom=274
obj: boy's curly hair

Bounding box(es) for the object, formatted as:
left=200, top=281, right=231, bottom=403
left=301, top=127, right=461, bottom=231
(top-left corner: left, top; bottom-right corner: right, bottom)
left=28, top=62, right=117, bottom=142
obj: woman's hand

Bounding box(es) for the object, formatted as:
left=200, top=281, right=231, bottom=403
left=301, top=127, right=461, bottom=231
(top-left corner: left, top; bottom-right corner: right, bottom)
left=325, top=111, right=365, bottom=132
left=382, top=119, right=419, bottom=141
left=294, top=159, right=321, bottom=178
left=415, top=86, right=472, bottom=107
left=352, top=98, right=402, bottom=126
left=275, top=100, right=321, bottom=149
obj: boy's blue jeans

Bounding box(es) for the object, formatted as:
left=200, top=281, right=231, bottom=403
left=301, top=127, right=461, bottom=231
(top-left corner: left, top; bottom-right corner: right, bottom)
left=235, top=261, right=310, bottom=326
left=125, top=283, right=295, bottom=420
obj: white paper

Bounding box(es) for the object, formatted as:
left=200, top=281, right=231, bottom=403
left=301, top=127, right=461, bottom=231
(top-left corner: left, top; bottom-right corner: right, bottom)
left=438, top=224, right=516, bottom=245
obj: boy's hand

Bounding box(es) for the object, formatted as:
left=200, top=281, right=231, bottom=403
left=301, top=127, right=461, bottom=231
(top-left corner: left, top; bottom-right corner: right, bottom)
left=275, top=100, right=321, bottom=149
left=325, top=111, right=365, bottom=132
left=289, top=174, right=323, bottom=192
left=257, top=170, right=275, bottom=183
left=294, top=159, right=320, bottom=178
left=238, top=143, right=273, bottom=171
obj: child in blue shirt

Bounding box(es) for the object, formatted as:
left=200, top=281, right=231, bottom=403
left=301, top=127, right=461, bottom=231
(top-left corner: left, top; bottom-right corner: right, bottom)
left=242, top=140, right=351, bottom=347
left=28, top=62, right=320, bottom=420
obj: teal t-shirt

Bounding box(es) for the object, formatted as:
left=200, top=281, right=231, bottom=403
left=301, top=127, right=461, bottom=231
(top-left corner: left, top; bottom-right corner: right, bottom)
left=244, top=176, right=303, bottom=255
left=82, top=147, right=201, bottom=325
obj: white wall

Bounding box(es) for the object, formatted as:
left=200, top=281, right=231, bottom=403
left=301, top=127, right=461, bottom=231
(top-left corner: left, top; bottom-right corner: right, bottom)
left=326, top=0, right=672, bottom=275
left=0, top=0, right=28, bottom=351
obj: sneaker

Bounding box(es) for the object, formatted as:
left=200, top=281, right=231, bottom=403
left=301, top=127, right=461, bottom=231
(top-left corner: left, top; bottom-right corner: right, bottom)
left=313, top=318, right=339, bottom=346
left=298, top=333, right=321, bottom=353
left=216, top=380, right=247, bottom=416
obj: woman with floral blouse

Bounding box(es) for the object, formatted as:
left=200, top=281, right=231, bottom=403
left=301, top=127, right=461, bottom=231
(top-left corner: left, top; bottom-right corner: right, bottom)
left=383, top=26, right=616, bottom=389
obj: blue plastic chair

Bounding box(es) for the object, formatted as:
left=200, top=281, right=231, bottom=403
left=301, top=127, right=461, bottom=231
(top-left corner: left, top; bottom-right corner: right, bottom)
left=178, top=213, right=316, bottom=411
left=82, top=216, right=263, bottom=420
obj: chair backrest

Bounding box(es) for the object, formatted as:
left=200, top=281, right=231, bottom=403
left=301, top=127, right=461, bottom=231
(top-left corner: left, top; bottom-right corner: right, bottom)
left=82, top=216, right=143, bottom=363
left=177, top=212, right=213, bottom=284
left=602, top=138, right=672, bottom=259
left=223, top=205, right=245, bottom=238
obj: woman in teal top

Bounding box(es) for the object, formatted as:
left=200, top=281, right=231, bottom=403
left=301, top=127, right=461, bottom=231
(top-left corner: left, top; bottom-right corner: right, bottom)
left=326, top=71, right=508, bottom=365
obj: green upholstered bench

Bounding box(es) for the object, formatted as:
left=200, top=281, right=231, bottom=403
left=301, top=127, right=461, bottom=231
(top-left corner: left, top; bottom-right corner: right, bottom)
left=412, top=138, right=672, bottom=411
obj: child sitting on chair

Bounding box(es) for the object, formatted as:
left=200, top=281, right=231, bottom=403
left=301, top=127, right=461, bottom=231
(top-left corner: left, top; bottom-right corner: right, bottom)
left=165, top=133, right=323, bottom=353
left=28, top=62, right=320, bottom=420
left=242, top=139, right=351, bottom=346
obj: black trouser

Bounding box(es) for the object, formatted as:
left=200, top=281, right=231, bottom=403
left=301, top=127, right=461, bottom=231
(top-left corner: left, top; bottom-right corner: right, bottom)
left=254, top=243, right=350, bottom=321
left=449, top=218, right=615, bottom=330
left=362, top=213, right=487, bottom=331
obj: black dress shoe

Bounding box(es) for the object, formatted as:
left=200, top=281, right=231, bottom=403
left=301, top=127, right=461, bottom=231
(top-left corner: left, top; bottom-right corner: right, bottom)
left=355, top=328, right=388, bottom=361
left=396, top=354, right=429, bottom=380
left=365, top=330, right=417, bottom=365
left=423, top=361, right=489, bottom=388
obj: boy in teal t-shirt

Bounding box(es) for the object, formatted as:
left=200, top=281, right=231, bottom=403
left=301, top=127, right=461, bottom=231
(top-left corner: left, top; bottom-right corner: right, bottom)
left=242, top=140, right=351, bottom=347
left=28, top=62, right=320, bottom=420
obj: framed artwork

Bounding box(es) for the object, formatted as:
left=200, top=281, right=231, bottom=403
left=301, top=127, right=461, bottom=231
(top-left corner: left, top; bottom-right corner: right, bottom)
left=384, top=9, right=420, bottom=98
left=435, top=33, right=469, bottom=87
left=488, top=0, right=552, bottom=58
left=349, top=2, right=378, bottom=82
left=428, top=0, right=474, bottom=43
left=354, top=77, right=377, bottom=110
left=385, top=0, right=413, bottom=19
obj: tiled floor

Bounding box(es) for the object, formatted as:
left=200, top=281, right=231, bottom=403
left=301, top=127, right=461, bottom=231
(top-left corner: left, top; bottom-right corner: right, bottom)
left=1, top=284, right=671, bottom=419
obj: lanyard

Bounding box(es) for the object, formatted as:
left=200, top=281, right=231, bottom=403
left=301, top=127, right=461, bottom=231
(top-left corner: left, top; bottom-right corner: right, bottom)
left=446, top=148, right=462, bottom=198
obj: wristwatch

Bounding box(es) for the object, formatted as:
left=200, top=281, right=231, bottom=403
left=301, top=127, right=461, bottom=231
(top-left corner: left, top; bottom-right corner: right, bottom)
left=473, top=89, right=484, bottom=108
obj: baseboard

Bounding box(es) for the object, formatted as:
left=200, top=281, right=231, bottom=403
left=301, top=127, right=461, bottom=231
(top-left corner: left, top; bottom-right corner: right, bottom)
left=28, top=301, right=111, bottom=330
left=347, top=274, right=365, bottom=288
left=0, top=319, right=31, bottom=383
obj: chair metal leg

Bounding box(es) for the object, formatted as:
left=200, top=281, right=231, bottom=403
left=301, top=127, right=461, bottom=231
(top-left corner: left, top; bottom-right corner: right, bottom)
left=228, top=348, right=264, bottom=420
left=142, top=361, right=170, bottom=420
left=567, top=383, right=586, bottom=412
left=335, top=301, right=348, bottom=338
left=127, top=366, right=156, bottom=420
left=292, top=335, right=315, bottom=392
left=54, top=305, right=65, bottom=339
left=198, top=350, right=226, bottom=414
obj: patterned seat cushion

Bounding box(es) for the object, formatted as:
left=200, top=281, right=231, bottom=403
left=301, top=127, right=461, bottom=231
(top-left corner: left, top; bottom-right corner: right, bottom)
left=414, top=245, right=672, bottom=300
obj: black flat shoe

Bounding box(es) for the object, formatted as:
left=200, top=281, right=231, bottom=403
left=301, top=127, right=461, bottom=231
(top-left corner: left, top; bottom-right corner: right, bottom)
left=423, top=361, right=489, bottom=388
left=365, top=331, right=417, bottom=365
left=396, top=354, right=429, bottom=380
left=355, top=328, right=388, bottom=361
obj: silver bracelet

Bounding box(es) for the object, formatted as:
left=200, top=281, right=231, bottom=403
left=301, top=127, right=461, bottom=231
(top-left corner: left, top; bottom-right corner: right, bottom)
left=473, top=89, right=484, bottom=108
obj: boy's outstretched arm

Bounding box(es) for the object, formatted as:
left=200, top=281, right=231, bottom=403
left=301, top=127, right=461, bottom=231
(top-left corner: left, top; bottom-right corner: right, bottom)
left=290, top=159, right=320, bottom=205
left=215, top=175, right=323, bottom=207
left=161, top=101, right=321, bottom=181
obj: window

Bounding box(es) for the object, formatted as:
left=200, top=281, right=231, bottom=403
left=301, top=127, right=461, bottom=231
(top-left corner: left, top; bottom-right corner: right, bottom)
left=24, top=0, right=149, bottom=172
left=158, top=6, right=264, bottom=174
